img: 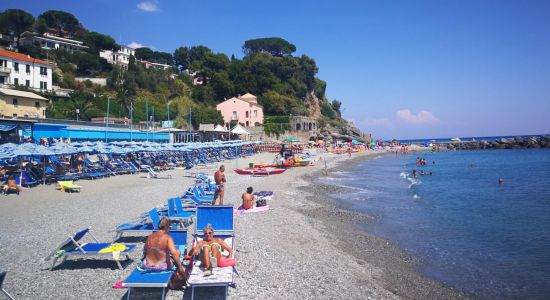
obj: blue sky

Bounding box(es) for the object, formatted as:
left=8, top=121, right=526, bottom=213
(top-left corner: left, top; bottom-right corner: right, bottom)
left=4, top=0, right=550, bottom=139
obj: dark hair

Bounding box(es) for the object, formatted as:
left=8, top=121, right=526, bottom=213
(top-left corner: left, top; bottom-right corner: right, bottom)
left=158, top=217, right=171, bottom=230
left=246, top=186, right=253, bottom=194
left=8, top=175, right=14, bottom=180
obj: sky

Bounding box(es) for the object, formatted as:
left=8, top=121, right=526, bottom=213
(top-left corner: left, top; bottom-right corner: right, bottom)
left=3, top=0, right=550, bottom=139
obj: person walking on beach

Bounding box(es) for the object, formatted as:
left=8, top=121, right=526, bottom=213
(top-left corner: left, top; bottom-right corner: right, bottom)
left=213, top=165, right=226, bottom=205
left=241, top=187, right=254, bottom=210
left=347, top=147, right=352, bottom=158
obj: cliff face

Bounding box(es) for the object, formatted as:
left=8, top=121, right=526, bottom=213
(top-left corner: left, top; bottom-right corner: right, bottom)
left=304, top=91, right=322, bottom=119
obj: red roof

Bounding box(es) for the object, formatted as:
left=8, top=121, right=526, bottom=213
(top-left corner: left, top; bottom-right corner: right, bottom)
left=0, top=49, right=51, bottom=66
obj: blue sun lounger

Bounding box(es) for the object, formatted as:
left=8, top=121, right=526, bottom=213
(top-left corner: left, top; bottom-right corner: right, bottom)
left=168, top=198, right=195, bottom=221
left=123, top=229, right=187, bottom=300
left=188, top=205, right=235, bottom=300
left=114, top=208, right=182, bottom=241
left=44, top=227, right=137, bottom=270
left=0, top=271, right=14, bottom=300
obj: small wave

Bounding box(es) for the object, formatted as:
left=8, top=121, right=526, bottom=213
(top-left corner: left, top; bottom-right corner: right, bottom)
left=413, top=194, right=420, bottom=199
left=407, top=177, right=421, bottom=189
left=400, top=171, right=409, bottom=178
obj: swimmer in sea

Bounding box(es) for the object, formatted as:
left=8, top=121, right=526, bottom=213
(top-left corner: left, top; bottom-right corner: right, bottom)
left=498, top=178, right=504, bottom=184
left=412, top=169, right=417, bottom=178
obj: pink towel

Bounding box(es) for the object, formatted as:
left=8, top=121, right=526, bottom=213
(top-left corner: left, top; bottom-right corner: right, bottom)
left=234, top=205, right=270, bottom=215
left=112, top=279, right=126, bottom=289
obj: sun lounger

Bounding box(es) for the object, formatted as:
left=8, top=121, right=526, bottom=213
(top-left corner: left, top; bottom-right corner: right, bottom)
left=168, top=198, right=195, bottom=221
left=0, top=271, right=14, bottom=300
left=188, top=205, right=235, bottom=300
left=123, top=230, right=187, bottom=300
left=57, top=181, right=81, bottom=193
left=146, top=166, right=172, bottom=179
left=44, top=227, right=136, bottom=270
left=114, top=208, right=181, bottom=241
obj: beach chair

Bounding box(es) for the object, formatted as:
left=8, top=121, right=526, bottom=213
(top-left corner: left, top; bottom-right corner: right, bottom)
left=57, top=181, right=81, bottom=193
left=123, top=230, right=188, bottom=300
left=167, top=198, right=195, bottom=221
left=114, top=208, right=180, bottom=241
left=44, top=227, right=137, bottom=270
left=188, top=205, right=235, bottom=300
left=0, top=271, right=14, bottom=300
left=146, top=166, right=172, bottom=179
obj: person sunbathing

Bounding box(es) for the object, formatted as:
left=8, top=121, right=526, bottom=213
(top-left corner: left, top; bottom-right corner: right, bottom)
left=142, top=218, right=186, bottom=287
left=189, top=225, right=233, bottom=275
left=241, top=187, right=254, bottom=210
left=2, top=176, right=20, bottom=195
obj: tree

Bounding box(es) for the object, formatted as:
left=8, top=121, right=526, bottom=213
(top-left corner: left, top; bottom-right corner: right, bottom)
left=38, top=10, right=82, bottom=36
left=259, top=91, right=302, bottom=115
left=82, top=31, right=119, bottom=54
left=135, top=47, right=155, bottom=61
left=174, top=46, right=190, bottom=70
left=331, top=99, right=342, bottom=116
left=0, top=9, right=35, bottom=48
left=243, top=37, right=296, bottom=57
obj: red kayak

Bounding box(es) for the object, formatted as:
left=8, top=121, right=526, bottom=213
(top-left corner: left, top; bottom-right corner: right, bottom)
left=234, top=168, right=287, bottom=175
left=253, top=163, right=291, bottom=168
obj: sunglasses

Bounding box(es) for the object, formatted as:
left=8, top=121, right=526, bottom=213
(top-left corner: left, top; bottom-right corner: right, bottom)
left=204, top=232, right=213, bottom=235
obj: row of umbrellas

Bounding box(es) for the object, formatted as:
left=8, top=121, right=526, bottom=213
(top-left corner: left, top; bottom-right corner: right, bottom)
left=0, top=140, right=263, bottom=160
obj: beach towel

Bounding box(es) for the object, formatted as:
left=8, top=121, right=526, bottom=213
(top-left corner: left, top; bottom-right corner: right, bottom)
left=234, top=205, right=270, bottom=215
left=98, top=243, right=127, bottom=253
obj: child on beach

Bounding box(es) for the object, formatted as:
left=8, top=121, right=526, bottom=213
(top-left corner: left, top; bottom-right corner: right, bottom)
left=2, top=176, right=20, bottom=195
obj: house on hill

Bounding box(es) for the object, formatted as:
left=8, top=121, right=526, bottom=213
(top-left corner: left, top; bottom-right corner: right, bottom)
left=0, top=88, right=50, bottom=118
left=216, top=93, right=263, bottom=127
left=99, top=45, right=136, bottom=70
left=20, top=31, right=88, bottom=53
left=0, top=49, right=53, bottom=91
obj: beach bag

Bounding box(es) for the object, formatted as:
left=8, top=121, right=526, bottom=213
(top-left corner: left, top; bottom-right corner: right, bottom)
left=256, top=198, right=267, bottom=207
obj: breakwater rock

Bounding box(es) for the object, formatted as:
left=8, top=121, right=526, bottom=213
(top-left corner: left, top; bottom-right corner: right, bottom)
left=443, top=136, right=550, bottom=150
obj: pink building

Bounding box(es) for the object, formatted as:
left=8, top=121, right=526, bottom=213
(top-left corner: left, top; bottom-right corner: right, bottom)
left=216, top=93, right=264, bottom=127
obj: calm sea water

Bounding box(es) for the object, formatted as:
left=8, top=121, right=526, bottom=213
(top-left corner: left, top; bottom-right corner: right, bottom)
left=321, top=149, right=550, bottom=299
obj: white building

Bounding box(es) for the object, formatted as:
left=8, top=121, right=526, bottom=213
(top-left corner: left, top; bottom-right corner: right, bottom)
left=0, top=49, right=53, bottom=91
left=99, top=45, right=136, bottom=70
left=20, top=32, right=87, bottom=53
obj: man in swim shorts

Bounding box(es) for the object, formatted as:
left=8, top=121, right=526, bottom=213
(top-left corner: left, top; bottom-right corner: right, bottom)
left=189, top=225, right=233, bottom=275
left=213, top=165, right=226, bottom=205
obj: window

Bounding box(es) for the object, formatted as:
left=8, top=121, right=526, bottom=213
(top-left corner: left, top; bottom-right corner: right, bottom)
left=35, top=101, right=41, bottom=108
left=14, top=62, right=19, bottom=72
left=232, top=111, right=238, bottom=119
left=14, top=78, right=18, bottom=86
left=245, top=111, right=249, bottom=118
left=0, top=59, right=6, bottom=67
left=12, top=113, right=17, bottom=117
left=26, top=64, right=30, bottom=74
left=253, top=110, right=257, bottom=117
left=40, top=67, right=47, bottom=75
left=40, top=81, right=47, bottom=89
left=12, top=99, right=18, bottom=107
left=26, top=80, right=30, bottom=87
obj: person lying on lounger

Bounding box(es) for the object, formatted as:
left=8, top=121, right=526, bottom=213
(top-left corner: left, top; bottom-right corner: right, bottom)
left=143, top=218, right=186, bottom=288
left=2, top=176, right=20, bottom=195
left=189, top=225, right=233, bottom=275
left=241, top=187, right=254, bottom=210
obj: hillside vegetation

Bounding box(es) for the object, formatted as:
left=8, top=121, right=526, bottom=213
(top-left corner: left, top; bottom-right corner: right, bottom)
left=0, top=9, right=347, bottom=133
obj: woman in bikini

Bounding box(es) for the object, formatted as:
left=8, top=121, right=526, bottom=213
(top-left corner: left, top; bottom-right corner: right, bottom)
left=189, top=225, right=233, bottom=275
left=142, top=218, right=186, bottom=288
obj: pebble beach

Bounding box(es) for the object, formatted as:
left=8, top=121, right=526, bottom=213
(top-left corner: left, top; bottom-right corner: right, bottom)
left=0, top=149, right=466, bottom=299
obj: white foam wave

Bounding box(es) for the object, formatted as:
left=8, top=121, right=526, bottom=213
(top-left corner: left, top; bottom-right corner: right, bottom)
left=400, top=171, right=408, bottom=178
left=407, top=177, right=421, bottom=189
left=413, top=194, right=420, bottom=199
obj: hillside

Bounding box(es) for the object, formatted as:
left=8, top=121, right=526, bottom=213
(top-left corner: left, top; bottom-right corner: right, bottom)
left=0, top=9, right=363, bottom=140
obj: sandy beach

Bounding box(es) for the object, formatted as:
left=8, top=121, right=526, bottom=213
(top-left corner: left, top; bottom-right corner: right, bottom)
left=0, top=149, right=466, bottom=299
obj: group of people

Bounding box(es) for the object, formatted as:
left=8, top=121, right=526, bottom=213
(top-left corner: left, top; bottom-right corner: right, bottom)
left=142, top=220, right=234, bottom=289
left=212, top=164, right=256, bottom=210
left=140, top=163, right=258, bottom=289
left=412, top=157, right=435, bottom=178
left=416, top=157, right=433, bottom=166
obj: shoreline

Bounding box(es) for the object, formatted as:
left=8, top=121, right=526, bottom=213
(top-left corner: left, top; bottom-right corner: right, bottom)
left=296, top=150, right=468, bottom=299
left=0, top=149, right=468, bottom=299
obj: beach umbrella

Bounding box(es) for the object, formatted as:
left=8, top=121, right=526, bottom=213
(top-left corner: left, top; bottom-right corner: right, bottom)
left=283, top=137, right=299, bottom=143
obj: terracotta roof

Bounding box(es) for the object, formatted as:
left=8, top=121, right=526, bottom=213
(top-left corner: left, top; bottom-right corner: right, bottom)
left=0, top=49, right=51, bottom=66
left=240, top=93, right=256, bottom=99
left=0, top=88, right=48, bottom=101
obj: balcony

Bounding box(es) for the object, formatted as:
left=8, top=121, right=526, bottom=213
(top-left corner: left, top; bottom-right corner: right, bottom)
left=0, top=66, right=11, bottom=74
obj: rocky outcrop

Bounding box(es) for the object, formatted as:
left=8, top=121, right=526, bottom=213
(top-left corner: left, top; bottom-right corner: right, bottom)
left=443, top=136, right=550, bottom=150
left=304, top=91, right=322, bottom=119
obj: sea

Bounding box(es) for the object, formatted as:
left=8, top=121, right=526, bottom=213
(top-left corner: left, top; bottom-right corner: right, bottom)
left=320, top=148, right=550, bottom=299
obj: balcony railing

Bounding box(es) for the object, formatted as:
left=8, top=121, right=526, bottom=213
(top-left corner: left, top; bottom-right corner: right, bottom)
left=0, top=66, right=11, bottom=73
